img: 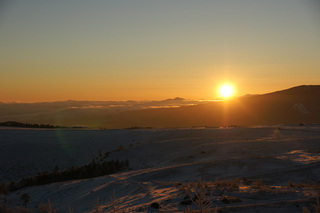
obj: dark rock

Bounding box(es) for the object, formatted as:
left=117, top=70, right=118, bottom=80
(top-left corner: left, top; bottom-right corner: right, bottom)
left=181, top=199, right=192, bottom=205
left=150, top=202, right=160, bottom=209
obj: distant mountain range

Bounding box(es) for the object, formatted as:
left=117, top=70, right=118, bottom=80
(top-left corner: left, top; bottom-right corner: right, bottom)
left=1, top=85, right=319, bottom=128
left=101, top=85, right=320, bottom=128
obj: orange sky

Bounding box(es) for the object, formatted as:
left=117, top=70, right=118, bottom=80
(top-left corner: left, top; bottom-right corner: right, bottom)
left=1, top=1, right=319, bottom=102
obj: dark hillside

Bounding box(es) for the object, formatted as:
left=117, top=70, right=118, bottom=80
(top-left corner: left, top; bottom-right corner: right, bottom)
left=103, top=85, right=320, bottom=128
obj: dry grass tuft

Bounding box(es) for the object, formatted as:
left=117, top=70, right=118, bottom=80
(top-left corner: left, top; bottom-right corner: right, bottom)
left=213, top=178, right=240, bottom=192
left=38, top=200, right=57, bottom=213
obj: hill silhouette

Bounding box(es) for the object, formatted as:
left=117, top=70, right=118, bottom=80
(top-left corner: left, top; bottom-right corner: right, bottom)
left=0, top=121, right=64, bottom=128
left=102, top=85, right=320, bottom=128
left=0, top=85, right=319, bottom=128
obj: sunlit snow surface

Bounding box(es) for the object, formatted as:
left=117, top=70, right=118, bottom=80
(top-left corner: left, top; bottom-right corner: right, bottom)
left=1, top=124, right=320, bottom=212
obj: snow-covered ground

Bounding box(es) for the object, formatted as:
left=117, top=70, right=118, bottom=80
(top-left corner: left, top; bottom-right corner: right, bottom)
left=1, top=125, right=320, bottom=212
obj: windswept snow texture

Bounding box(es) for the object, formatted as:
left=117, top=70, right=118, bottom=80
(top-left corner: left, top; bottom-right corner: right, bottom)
left=1, top=125, right=320, bottom=212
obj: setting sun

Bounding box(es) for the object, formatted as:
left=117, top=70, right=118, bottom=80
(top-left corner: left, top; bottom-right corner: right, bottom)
left=219, top=84, right=234, bottom=98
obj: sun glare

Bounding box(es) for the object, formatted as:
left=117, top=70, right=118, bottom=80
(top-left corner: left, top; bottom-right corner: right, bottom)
left=219, top=84, right=234, bottom=98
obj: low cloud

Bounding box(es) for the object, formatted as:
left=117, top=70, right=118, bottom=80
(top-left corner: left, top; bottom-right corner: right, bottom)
left=0, top=98, right=213, bottom=127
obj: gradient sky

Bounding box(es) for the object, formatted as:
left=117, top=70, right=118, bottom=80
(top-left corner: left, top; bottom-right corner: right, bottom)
left=1, top=0, right=319, bottom=102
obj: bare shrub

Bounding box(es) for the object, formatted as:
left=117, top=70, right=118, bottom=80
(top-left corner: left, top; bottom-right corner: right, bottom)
left=180, top=177, right=218, bottom=213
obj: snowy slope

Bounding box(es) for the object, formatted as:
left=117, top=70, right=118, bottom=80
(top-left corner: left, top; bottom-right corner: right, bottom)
left=1, top=125, right=320, bottom=212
